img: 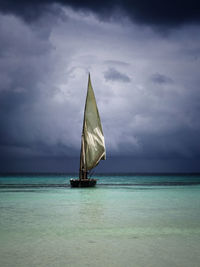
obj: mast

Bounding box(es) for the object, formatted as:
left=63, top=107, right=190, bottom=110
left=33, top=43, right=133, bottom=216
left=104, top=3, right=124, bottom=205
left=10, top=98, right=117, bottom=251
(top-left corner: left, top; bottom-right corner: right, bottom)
left=79, top=74, right=90, bottom=180
left=79, top=134, right=87, bottom=180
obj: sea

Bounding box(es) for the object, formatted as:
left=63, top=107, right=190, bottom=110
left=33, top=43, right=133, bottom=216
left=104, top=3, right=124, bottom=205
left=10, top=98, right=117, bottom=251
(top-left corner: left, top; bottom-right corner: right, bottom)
left=0, top=174, right=200, bottom=267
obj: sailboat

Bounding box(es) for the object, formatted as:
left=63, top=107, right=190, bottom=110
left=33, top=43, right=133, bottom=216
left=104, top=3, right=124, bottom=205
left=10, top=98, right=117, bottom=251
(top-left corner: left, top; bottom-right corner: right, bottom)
left=70, top=74, right=106, bottom=187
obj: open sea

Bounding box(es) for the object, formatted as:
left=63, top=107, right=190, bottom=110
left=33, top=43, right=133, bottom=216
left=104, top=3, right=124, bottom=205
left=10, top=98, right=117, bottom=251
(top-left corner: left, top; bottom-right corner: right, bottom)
left=0, top=174, right=200, bottom=267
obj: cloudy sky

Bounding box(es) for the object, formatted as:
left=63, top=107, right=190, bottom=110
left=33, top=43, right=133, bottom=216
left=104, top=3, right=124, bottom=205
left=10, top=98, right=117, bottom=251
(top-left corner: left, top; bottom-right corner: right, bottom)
left=0, top=0, right=200, bottom=173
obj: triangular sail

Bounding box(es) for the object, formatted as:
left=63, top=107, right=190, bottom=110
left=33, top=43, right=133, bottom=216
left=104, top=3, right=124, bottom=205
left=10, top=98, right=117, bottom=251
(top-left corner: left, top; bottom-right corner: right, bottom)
left=79, top=74, right=106, bottom=178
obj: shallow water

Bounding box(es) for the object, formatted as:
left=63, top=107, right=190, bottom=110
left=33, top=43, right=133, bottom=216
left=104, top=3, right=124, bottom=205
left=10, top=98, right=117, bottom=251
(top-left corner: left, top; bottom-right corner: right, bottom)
left=0, top=175, right=200, bottom=267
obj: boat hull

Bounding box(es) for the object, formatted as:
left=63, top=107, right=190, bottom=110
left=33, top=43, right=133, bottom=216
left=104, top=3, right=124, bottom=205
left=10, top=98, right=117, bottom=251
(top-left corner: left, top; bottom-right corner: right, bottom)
left=70, top=178, right=97, bottom=188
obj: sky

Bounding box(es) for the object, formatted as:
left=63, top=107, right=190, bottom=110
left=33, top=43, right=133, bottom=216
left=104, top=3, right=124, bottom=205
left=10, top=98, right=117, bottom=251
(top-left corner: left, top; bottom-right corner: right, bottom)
left=0, top=0, right=200, bottom=173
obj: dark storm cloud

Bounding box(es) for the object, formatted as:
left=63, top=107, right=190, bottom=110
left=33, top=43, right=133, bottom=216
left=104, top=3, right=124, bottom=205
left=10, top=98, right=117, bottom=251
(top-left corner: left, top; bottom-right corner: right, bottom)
left=150, top=73, right=173, bottom=84
left=0, top=5, right=200, bottom=173
left=104, top=68, right=131, bottom=82
left=0, top=0, right=200, bottom=27
left=0, top=13, right=80, bottom=163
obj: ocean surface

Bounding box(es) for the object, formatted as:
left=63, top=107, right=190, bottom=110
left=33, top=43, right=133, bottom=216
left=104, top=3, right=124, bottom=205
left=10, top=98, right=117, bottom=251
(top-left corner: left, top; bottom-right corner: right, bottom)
left=0, top=174, right=200, bottom=267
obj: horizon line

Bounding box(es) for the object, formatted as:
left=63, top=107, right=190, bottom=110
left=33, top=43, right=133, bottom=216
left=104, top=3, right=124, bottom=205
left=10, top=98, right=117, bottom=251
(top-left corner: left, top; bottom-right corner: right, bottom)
left=1, top=172, right=200, bottom=177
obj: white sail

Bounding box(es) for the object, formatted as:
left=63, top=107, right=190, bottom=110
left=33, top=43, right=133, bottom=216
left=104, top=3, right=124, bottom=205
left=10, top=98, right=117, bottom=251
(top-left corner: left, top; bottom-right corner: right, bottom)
left=81, top=74, right=106, bottom=172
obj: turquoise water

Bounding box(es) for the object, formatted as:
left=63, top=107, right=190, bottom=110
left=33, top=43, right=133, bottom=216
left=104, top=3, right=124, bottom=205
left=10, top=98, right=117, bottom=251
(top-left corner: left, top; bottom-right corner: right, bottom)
left=0, top=175, right=200, bottom=267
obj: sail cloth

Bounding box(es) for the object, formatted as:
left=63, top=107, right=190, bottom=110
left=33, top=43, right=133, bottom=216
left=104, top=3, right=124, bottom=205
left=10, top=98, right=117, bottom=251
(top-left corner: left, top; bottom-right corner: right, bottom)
left=81, top=74, right=106, bottom=171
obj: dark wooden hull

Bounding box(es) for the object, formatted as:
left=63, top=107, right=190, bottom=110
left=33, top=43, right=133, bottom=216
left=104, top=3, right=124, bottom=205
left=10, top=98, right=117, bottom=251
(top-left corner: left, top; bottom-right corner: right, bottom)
left=70, top=178, right=97, bottom=188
